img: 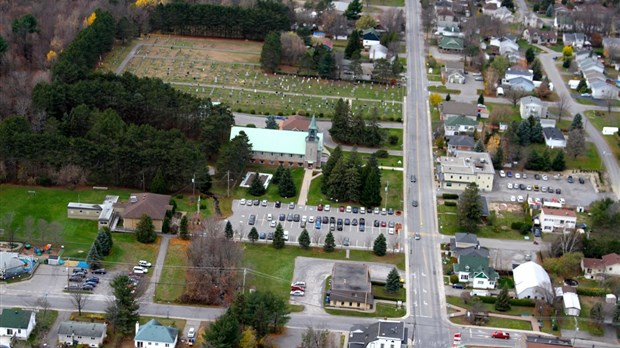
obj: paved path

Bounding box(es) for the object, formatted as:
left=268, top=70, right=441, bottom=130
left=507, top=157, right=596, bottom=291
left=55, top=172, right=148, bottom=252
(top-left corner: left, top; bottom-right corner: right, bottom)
left=142, top=235, right=171, bottom=303
left=46, top=310, right=70, bottom=348
left=297, top=169, right=314, bottom=206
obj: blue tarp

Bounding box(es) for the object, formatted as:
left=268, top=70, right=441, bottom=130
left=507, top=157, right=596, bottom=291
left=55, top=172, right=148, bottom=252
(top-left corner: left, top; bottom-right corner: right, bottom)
left=77, top=261, right=90, bottom=269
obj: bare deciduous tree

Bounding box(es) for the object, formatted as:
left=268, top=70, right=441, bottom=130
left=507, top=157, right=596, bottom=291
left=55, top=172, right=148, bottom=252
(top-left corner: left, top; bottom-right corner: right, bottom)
left=71, top=291, right=89, bottom=316
left=301, top=326, right=339, bottom=348
left=380, top=8, right=405, bottom=34
left=551, top=230, right=582, bottom=256
left=320, top=11, right=348, bottom=38
left=389, top=235, right=399, bottom=253
left=311, top=230, right=323, bottom=245
left=420, top=6, right=435, bottom=38
left=505, top=88, right=529, bottom=107
left=35, top=296, right=51, bottom=318
left=280, top=32, right=306, bottom=66
left=556, top=94, right=570, bottom=121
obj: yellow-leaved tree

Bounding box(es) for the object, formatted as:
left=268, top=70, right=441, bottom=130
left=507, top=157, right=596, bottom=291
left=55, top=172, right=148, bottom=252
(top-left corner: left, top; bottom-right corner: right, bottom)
left=46, top=50, right=57, bottom=61
left=429, top=93, right=443, bottom=108
left=85, top=12, right=97, bottom=26
left=135, top=0, right=158, bottom=6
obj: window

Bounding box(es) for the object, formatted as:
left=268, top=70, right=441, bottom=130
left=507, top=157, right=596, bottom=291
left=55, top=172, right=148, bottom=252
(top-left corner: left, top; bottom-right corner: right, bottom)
left=137, top=342, right=144, bottom=348
left=7, top=329, right=12, bottom=335
left=289, top=154, right=293, bottom=157
left=165, top=345, right=169, bottom=347
left=349, top=302, right=353, bottom=306
left=148, top=342, right=152, bottom=345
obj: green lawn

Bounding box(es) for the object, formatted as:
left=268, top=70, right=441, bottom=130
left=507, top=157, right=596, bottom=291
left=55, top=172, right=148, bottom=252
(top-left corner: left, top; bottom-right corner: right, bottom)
left=383, top=128, right=404, bottom=151
left=242, top=243, right=405, bottom=299
left=377, top=155, right=404, bottom=168
left=516, top=39, right=543, bottom=53
left=548, top=43, right=565, bottom=53
left=564, top=142, right=602, bottom=171
left=325, top=302, right=406, bottom=318
left=428, top=85, right=461, bottom=95
left=103, top=233, right=161, bottom=271
left=366, top=0, right=404, bottom=6
left=427, top=74, right=442, bottom=82
left=576, top=97, right=597, bottom=106
left=154, top=239, right=188, bottom=303
left=372, top=284, right=406, bottom=301
left=0, top=184, right=134, bottom=257
left=437, top=203, right=527, bottom=240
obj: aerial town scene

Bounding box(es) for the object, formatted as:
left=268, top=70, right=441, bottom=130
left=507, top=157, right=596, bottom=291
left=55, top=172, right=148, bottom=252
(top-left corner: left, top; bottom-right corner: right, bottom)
left=1, top=0, right=620, bottom=347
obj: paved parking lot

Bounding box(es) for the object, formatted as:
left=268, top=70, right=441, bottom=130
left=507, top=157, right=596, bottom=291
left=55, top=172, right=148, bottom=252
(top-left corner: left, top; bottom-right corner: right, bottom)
left=230, top=200, right=405, bottom=249
left=486, top=171, right=607, bottom=206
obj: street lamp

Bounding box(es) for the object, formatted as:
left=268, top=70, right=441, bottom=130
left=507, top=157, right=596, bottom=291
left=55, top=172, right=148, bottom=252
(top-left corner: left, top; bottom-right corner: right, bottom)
left=384, top=181, right=389, bottom=210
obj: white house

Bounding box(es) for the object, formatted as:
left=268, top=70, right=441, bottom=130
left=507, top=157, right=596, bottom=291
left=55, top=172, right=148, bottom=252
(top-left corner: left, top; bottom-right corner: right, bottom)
left=578, top=58, right=605, bottom=74
left=590, top=81, right=619, bottom=100
left=543, top=127, right=566, bottom=149
left=454, top=255, right=498, bottom=289
left=134, top=320, right=178, bottom=348
left=443, top=61, right=466, bottom=84
left=0, top=308, right=36, bottom=345
left=444, top=116, right=478, bottom=136
left=563, top=33, right=587, bottom=49
left=361, top=29, right=381, bottom=48
left=555, top=288, right=581, bottom=316
left=505, top=68, right=534, bottom=82
left=581, top=253, right=620, bottom=279
left=369, top=44, right=388, bottom=60
left=519, top=96, right=547, bottom=119
left=602, top=127, right=619, bottom=135
left=348, top=320, right=407, bottom=348
left=508, top=77, right=535, bottom=92
left=513, top=262, right=554, bottom=302
left=58, top=321, right=107, bottom=347
left=539, top=207, right=576, bottom=232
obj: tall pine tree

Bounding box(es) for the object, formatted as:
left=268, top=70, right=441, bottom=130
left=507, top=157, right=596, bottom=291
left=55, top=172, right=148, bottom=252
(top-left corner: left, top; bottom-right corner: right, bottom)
left=324, top=231, right=335, bottom=252
left=272, top=164, right=285, bottom=184
left=248, top=227, right=259, bottom=243
left=260, top=31, right=281, bottom=73
left=373, top=233, right=387, bottom=256
left=248, top=174, right=266, bottom=196
left=457, top=183, right=482, bottom=233
left=273, top=223, right=285, bottom=249
left=298, top=229, right=310, bottom=249
left=321, top=146, right=342, bottom=194
left=385, top=267, right=401, bottom=293
left=278, top=168, right=296, bottom=198
left=344, top=30, right=362, bottom=59
left=225, top=220, right=234, bottom=239
left=360, top=156, right=382, bottom=207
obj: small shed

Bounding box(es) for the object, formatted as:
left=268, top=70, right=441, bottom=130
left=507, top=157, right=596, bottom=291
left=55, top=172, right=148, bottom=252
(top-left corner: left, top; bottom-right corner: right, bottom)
left=602, top=127, right=619, bottom=135
left=563, top=291, right=581, bottom=316
left=48, top=255, right=60, bottom=266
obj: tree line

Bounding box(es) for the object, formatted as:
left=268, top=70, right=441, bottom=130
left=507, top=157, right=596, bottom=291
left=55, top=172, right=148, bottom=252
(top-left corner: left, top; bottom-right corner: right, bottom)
left=329, top=99, right=385, bottom=147
left=149, top=1, right=291, bottom=41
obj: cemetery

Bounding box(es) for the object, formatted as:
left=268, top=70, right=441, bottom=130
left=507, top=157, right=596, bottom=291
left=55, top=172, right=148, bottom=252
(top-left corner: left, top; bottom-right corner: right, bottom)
left=109, top=35, right=404, bottom=119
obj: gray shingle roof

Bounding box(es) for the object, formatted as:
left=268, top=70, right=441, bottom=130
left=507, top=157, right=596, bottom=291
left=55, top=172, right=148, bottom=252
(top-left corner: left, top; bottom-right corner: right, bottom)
left=135, top=320, right=178, bottom=344
left=543, top=127, right=565, bottom=141
left=58, top=321, right=107, bottom=338
left=448, top=135, right=475, bottom=147
left=440, top=101, right=478, bottom=117
left=455, top=232, right=478, bottom=244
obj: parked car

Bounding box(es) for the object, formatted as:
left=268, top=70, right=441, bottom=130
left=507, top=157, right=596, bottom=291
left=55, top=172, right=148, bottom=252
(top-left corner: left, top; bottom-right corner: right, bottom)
left=452, top=283, right=464, bottom=289
left=359, top=225, right=365, bottom=232
left=261, top=200, right=268, bottom=207
left=360, top=207, right=366, bottom=214
left=567, top=176, right=574, bottom=183
left=555, top=188, right=561, bottom=194
left=82, top=284, right=95, bottom=291
left=69, top=276, right=83, bottom=282
left=267, top=232, right=274, bottom=240
left=507, top=171, right=513, bottom=177
left=317, top=204, right=323, bottom=211
left=259, top=232, right=266, bottom=240
left=290, top=285, right=305, bottom=292
left=133, top=266, right=148, bottom=274
left=287, top=213, right=294, bottom=221
left=293, top=214, right=300, bottom=222
left=253, top=199, right=260, bottom=206
left=499, top=170, right=506, bottom=177
left=352, top=207, right=359, bottom=214
left=92, top=268, right=107, bottom=274
left=359, top=218, right=365, bottom=225
left=374, top=220, right=380, bottom=227
left=188, top=328, right=196, bottom=339
left=344, top=218, right=351, bottom=225
left=85, top=277, right=99, bottom=283
left=240, top=198, right=246, bottom=205
left=290, top=290, right=305, bottom=296
left=343, top=237, right=350, bottom=246
left=515, top=173, right=521, bottom=179
left=292, top=281, right=306, bottom=287
left=415, top=233, right=421, bottom=240
left=275, top=201, right=281, bottom=208
left=138, top=260, right=152, bottom=267
left=491, top=331, right=510, bottom=339
left=283, top=231, right=289, bottom=241
left=315, top=220, right=321, bottom=229
left=579, top=177, right=585, bottom=184
left=289, top=202, right=295, bottom=209
left=279, top=214, right=286, bottom=221
left=352, top=218, right=358, bottom=226
left=324, top=204, right=331, bottom=211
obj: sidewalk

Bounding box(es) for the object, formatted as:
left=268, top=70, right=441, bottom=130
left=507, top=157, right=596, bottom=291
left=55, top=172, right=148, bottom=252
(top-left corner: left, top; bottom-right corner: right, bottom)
left=297, top=169, right=316, bottom=205
left=141, top=234, right=171, bottom=304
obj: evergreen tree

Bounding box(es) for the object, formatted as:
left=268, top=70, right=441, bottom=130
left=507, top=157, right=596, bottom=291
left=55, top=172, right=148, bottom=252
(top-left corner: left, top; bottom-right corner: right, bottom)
left=576, top=79, right=588, bottom=93
left=492, top=147, right=504, bottom=170
left=517, top=121, right=531, bottom=146
left=265, top=115, right=278, bottom=129
left=344, top=30, right=363, bottom=59
left=525, top=47, right=535, bottom=65
left=260, top=31, right=282, bottom=73
left=365, top=108, right=384, bottom=147
left=248, top=174, right=266, bottom=196
left=571, top=113, right=583, bottom=130
left=457, top=183, right=482, bottom=233
left=151, top=168, right=166, bottom=194
left=162, top=216, right=170, bottom=234
left=298, top=229, right=311, bottom=249
left=495, top=286, right=511, bottom=311
left=321, top=145, right=343, bottom=194
left=95, top=229, right=112, bottom=256
left=326, top=157, right=348, bottom=201
left=87, top=244, right=102, bottom=269
left=203, top=312, right=241, bottom=348
left=225, top=220, right=234, bottom=240
left=345, top=165, right=362, bottom=202
left=248, top=227, right=259, bottom=243
left=317, top=51, right=335, bottom=78
left=531, top=58, right=543, bottom=80
left=106, top=275, right=140, bottom=336
left=273, top=164, right=285, bottom=184
left=329, top=99, right=351, bottom=143
left=391, top=54, right=403, bottom=75
left=530, top=118, right=545, bottom=144
left=373, top=233, right=387, bottom=256
left=385, top=267, right=401, bottom=293
left=360, top=156, right=382, bottom=207
left=179, top=215, right=189, bottom=240
left=273, top=223, right=285, bottom=249
left=278, top=168, right=297, bottom=198
left=474, top=140, right=485, bottom=152
left=136, top=214, right=157, bottom=243
left=541, top=148, right=552, bottom=171
left=551, top=151, right=566, bottom=171
left=344, top=0, right=363, bottom=20
left=349, top=112, right=367, bottom=145
left=445, top=93, right=451, bottom=101
left=324, top=231, right=336, bottom=252
left=478, top=93, right=485, bottom=105
left=525, top=149, right=544, bottom=170
left=103, top=226, right=113, bottom=250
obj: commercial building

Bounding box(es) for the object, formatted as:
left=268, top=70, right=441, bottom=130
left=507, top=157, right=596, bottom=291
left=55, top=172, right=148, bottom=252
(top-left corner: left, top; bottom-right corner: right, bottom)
left=437, top=151, right=495, bottom=192
left=329, top=263, right=373, bottom=310
left=539, top=207, right=576, bottom=232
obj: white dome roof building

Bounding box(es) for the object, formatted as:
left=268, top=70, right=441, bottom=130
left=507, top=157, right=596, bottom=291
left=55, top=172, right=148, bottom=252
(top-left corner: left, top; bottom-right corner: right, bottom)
left=513, top=262, right=554, bottom=303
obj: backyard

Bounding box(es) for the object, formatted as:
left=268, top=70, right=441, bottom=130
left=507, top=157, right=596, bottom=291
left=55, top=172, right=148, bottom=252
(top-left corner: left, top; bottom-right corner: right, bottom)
left=154, top=238, right=189, bottom=303
left=437, top=202, right=528, bottom=240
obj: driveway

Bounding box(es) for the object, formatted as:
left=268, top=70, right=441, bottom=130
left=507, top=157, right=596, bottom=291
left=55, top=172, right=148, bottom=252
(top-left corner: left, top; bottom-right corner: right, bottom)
left=291, top=257, right=404, bottom=315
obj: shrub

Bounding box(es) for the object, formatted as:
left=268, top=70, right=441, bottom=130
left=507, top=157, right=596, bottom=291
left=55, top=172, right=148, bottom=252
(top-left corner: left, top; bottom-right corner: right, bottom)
left=450, top=275, right=458, bottom=284
left=36, top=176, right=53, bottom=186
left=519, top=223, right=532, bottom=235
left=199, top=204, right=206, bottom=209
left=444, top=201, right=457, bottom=206
left=278, top=112, right=283, bottom=116
left=576, top=287, right=609, bottom=297
left=246, top=124, right=256, bottom=128
left=511, top=221, right=524, bottom=230
left=297, top=109, right=306, bottom=116
left=375, top=149, right=389, bottom=158
left=237, top=108, right=243, bottom=112
left=250, top=109, right=256, bottom=114
left=319, top=113, right=324, bottom=117
left=388, top=135, right=399, bottom=145
left=443, top=193, right=459, bottom=199
left=509, top=298, right=535, bottom=307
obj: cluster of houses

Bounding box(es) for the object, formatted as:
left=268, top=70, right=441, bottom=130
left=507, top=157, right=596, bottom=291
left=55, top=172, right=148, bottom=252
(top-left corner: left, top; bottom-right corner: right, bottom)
left=0, top=308, right=178, bottom=348
left=571, top=50, right=619, bottom=100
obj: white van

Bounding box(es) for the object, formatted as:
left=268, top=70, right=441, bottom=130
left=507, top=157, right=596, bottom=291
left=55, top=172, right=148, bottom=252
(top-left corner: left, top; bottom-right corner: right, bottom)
left=133, top=266, right=148, bottom=274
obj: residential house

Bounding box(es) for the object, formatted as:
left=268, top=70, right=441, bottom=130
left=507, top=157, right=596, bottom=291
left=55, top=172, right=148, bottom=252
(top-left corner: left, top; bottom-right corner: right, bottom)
left=555, top=287, right=581, bottom=316
left=491, top=7, right=515, bottom=22
left=454, top=254, right=498, bottom=289
left=554, top=12, right=575, bottom=32
left=519, top=96, right=547, bottom=119
left=524, top=13, right=543, bottom=29
left=438, top=36, right=464, bottom=53
left=499, top=39, right=520, bottom=63
left=230, top=115, right=323, bottom=168
left=590, top=81, right=619, bottom=100
left=543, top=127, right=566, bottom=149
left=329, top=263, right=374, bottom=310
left=508, top=77, right=536, bottom=92
left=57, top=321, right=107, bottom=347
left=439, top=101, right=478, bottom=121
left=583, top=70, right=606, bottom=88
left=437, top=151, right=495, bottom=192
left=451, top=232, right=481, bottom=250
left=523, top=28, right=558, bottom=45
left=444, top=116, right=478, bottom=136
left=113, top=193, right=172, bottom=232
left=280, top=115, right=310, bottom=131
left=440, top=24, right=464, bottom=38
left=578, top=57, right=604, bottom=74
left=539, top=207, right=576, bottom=232
left=443, top=61, right=466, bottom=84
left=436, top=8, right=457, bottom=27
left=504, top=68, right=534, bottom=82
left=581, top=253, right=620, bottom=279
left=574, top=49, right=591, bottom=63
left=563, top=33, right=587, bottom=49
left=524, top=336, right=573, bottom=347
left=447, top=135, right=475, bottom=155
left=347, top=320, right=408, bottom=348
left=482, top=3, right=498, bottom=15
left=362, top=29, right=381, bottom=48
left=513, top=262, right=553, bottom=302
left=134, top=320, right=178, bottom=348
left=369, top=44, right=388, bottom=60
left=0, top=308, right=36, bottom=345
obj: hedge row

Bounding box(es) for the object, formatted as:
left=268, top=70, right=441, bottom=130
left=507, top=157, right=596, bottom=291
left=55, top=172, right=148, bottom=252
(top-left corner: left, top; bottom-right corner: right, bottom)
left=443, top=193, right=459, bottom=200
left=445, top=201, right=457, bottom=206
left=476, top=296, right=535, bottom=307
left=576, top=287, right=610, bottom=297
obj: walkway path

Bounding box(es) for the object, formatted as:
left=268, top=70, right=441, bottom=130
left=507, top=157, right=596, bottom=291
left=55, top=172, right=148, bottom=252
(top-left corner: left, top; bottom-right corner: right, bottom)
left=297, top=169, right=315, bottom=206
left=141, top=235, right=171, bottom=304
left=46, top=310, right=70, bottom=348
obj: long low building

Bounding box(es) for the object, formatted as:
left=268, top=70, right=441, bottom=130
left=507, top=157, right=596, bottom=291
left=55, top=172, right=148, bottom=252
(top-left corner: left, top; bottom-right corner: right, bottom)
left=437, top=151, right=495, bottom=192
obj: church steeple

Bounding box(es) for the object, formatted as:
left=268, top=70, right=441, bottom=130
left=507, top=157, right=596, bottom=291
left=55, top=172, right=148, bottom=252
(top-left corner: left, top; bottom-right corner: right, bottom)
left=307, top=114, right=318, bottom=141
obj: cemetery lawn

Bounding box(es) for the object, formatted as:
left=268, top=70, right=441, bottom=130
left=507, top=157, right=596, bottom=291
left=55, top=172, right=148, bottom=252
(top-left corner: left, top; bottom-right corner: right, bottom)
left=102, top=34, right=405, bottom=120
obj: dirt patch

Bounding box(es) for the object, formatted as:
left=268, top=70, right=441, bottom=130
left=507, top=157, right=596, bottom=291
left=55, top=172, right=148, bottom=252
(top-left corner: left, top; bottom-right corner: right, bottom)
left=489, top=202, right=521, bottom=213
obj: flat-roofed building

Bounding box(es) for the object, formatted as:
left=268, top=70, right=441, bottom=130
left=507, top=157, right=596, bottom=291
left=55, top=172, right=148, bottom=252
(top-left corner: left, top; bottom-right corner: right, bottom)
left=437, top=151, right=495, bottom=192
left=329, top=263, right=373, bottom=310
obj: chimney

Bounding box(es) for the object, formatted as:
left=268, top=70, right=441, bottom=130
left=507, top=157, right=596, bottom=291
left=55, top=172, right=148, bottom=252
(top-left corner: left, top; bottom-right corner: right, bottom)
left=135, top=321, right=140, bottom=334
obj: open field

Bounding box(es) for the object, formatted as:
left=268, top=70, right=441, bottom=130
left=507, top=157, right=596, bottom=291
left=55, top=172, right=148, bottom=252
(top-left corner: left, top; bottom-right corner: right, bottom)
left=437, top=203, right=526, bottom=240
left=102, top=35, right=404, bottom=119
left=155, top=238, right=189, bottom=303
left=104, top=233, right=161, bottom=271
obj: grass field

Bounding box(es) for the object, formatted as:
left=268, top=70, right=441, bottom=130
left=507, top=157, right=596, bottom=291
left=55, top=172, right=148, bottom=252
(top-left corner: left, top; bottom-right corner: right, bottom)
left=427, top=85, right=461, bottom=95
left=104, top=233, right=161, bottom=271
left=384, top=128, right=404, bottom=151
left=103, top=35, right=405, bottom=120
left=377, top=155, right=404, bottom=168
left=437, top=203, right=527, bottom=240
left=242, top=243, right=405, bottom=299
left=155, top=238, right=189, bottom=303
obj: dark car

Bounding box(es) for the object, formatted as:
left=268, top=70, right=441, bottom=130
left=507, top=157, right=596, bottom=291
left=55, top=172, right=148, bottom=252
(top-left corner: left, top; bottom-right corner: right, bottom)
left=388, top=208, right=394, bottom=215
left=352, top=207, right=359, bottom=214
left=578, top=177, right=585, bottom=184
left=329, top=216, right=336, bottom=224
left=343, top=238, right=350, bottom=246
left=344, top=218, right=350, bottom=225
left=293, top=214, right=300, bottom=222
left=267, top=232, right=274, bottom=240
left=507, top=171, right=513, bottom=177
left=259, top=232, right=266, bottom=240
left=411, top=175, right=417, bottom=183
left=359, top=218, right=365, bottom=225
left=82, top=284, right=95, bottom=291
left=339, top=206, right=345, bottom=212
left=85, top=277, right=99, bottom=283
left=359, top=225, right=365, bottom=232
left=69, top=276, right=83, bottom=282
left=287, top=213, right=294, bottom=221
left=412, top=200, right=418, bottom=207
left=315, top=220, right=321, bottom=229
left=253, top=199, right=260, bottom=206
left=275, top=201, right=281, bottom=208
left=519, top=184, right=526, bottom=190
left=322, top=216, right=329, bottom=224
left=567, top=175, right=574, bottom=183
left=555, top=188, right=561, bottom=194
left=534, top=174, right=541, bottom=180
left=381, top=221, right=387, bottom=227
left=279, top=214, right=286, bottom=221
left=92, top=268, right=107, bottom=274
left=84, top=281, right=98, bottom=287
left=452, top=283, right=464, bottom=289
left=352, top=218, right=358, bottom=226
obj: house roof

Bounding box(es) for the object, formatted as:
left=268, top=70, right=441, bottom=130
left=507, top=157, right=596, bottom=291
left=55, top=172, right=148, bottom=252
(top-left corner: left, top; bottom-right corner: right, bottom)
left=506, top=68, right=533, bottom=78
left=135, top=320, right=178, bottom=344
left=118, top=193, right=172, bottom=220
left=458, top=247, right=490, bottom=258
left=439, top=36, right=464, bottom=50
left=440, top=101, right=478, bottom=117
left=58, top=321, right=107, bottom=338
left=445, top=116, right=478, bottom=127
left=562, top=292, right=581, bottom=310
left=362, top=28, right=380, bottom=41
left=230, top=126, right=323, bottom=156
left=509, top=77, right=535, bottom=90
left=448, top=135, right=475, bottom=147
left=0, top=252, right=27, bottom=270
left=439, top=151, right=495, bottom=175
left=370, top=44, right=388, bottom=54
left=0, top=309, right=33, bottom=329
left=455, top=232, right=479, bottom=244
left=513, top=262, right=552, bottom=296
left=541, top=207, right=575, bottom=217
left=365, top=320, right=406, bottom=343
left=583, top=253, right=620, bottom=269
left=454, top=255, right=499, bottom=281
left=444, top=60, right=464, bottom=71
left=331, top=263, right=371, bottom=292
left=520, top=96, right=543, bottom=106
left=563, top=32, right=586, bottom=43
left=280, top=115, right=311, bottom=131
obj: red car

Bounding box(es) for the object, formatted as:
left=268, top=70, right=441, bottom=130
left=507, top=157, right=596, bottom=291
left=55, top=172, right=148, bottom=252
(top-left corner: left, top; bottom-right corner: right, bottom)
left=339, top=206, right=345, bottom=212
left=317, top=204, right=323, bottom=211
left=491, top=331, right=510, bottom=339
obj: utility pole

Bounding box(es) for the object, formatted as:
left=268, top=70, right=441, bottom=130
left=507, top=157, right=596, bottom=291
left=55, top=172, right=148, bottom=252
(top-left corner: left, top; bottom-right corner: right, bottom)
left=384, top=181, right=389, bottom=210
left=227, top=171, right=231, bottom=198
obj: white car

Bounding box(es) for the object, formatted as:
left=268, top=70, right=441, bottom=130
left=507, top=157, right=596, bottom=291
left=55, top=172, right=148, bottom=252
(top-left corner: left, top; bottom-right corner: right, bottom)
left=267, top=213, right=273, bottom=221
left=517, top=195, right=524, bottom=203
left=302, top=215, right=307, bottom=222
left=270, top=220, right=277, bottom=228
left=381, top=208, right=387, bottom=215
left=346, top=206, right=352, bottom=213
left=283, top=231, right=289, bottom=241
left=526, top=185, right=532, bottom=191
left=388, top=227, right=395, bottom=235
left=510, top=195, right=516, bottom=202
left=246, top=199, right=253, bottom=206
left=291, top=281, right=306, bottom=287
left=360, top=207, right=366, bottom=214
left=290, top=290, right=305, bottom=296
left=507, top=183, right=513, bottom=189
left=187, top=328, right=195, bottom=338
left=324, top=204, right=331, bottom=211
left=240, top=198, right=246, bottom=205
left=138, top=260, right=151, bottom=267
left=133, top=266, right=148, bottom=274
left=373, top=207, right=380, bottom=214
left=308, top=216, right=315, bottom=223
left=499, top=170, right=506, bottom=177
left=515, top=173, right=521, bottom=179
left=261, top=200, right=268, bottom=207
left=542, top=175, right=548, bottom=181
left=522, top=173, right=527, bottom=179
